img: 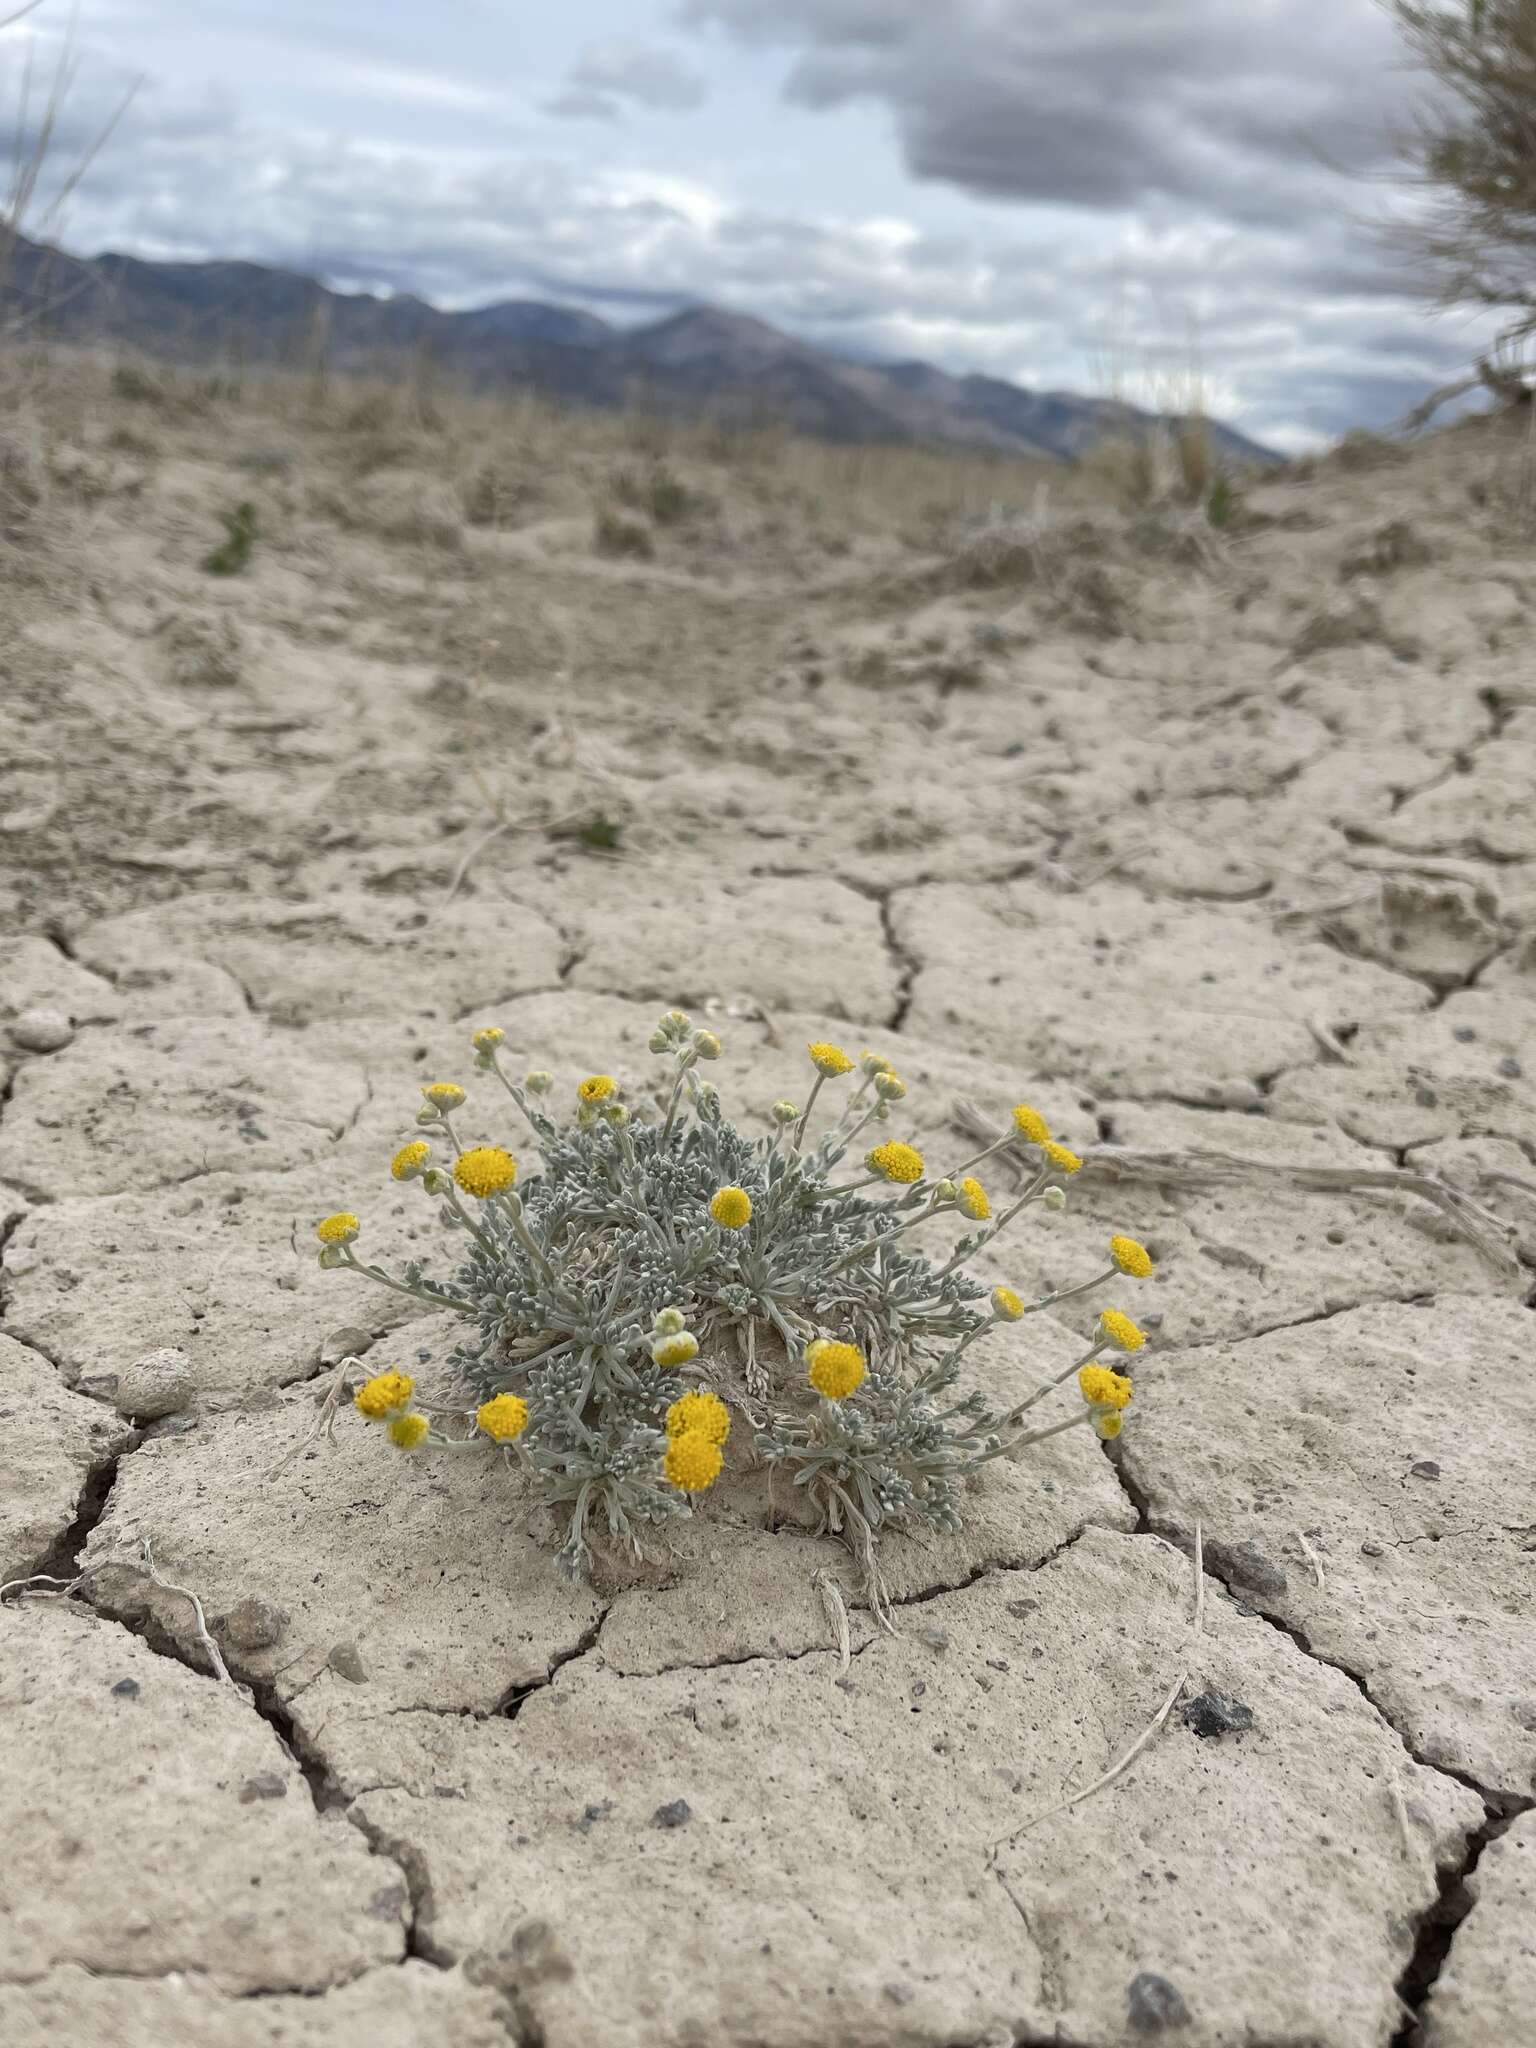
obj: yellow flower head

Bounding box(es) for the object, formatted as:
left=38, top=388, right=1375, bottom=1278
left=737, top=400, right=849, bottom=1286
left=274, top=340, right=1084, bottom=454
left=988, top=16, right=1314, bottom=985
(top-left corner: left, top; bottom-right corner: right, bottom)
left=477, top=1393, right=529, bottom=1443
left=1079, top=1364, right=1135, bottom=1411
left=577, top=1074, right=616, bottom=1104
left=422, top=1082, right=466, bottom=1110
left=472, top=1026, right=505, bottom=1051
left=808, top=1041, right=855, bottom=1077
left=387, top=1411, right=431, bottom=1451
left=454, top=1145, right=518, bottom=1198
left=354, top=1370, right=415, bottom=1420
left=390, top=1141, right=430, bottom=1182
left=808, top=1339, right=867, bottom=1401
left=1099, top=1308, right=1147, bottom=1354
left=316, top=1211, right=359, bottom=1246
left=664, top=1430, right=724, bottom=1493
left=1093, top=1412, right=1124, bottom=1441
left=1110, top=1234, right=1154, bottom=1279
left=991, top=1284, right=1025, bottom=1322
left=866, top=1140, right=925, bottom=1184
left=958, top=1176, right=991, bottom=1221
left=709, top=1185, right=753, bottom=1230
left=666, top=1390, right=731, bottom=1446
left=1041, top=1140, right=1084, bottom=1177
left=651, top=1331, right=700, bottom=1369
left=1012, top=1103, right=1052, bottom=1146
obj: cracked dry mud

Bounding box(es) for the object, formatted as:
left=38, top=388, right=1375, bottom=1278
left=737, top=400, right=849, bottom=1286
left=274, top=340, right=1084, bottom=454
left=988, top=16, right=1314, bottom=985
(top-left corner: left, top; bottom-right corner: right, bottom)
left=2, top=370, right=1535, bottom=2048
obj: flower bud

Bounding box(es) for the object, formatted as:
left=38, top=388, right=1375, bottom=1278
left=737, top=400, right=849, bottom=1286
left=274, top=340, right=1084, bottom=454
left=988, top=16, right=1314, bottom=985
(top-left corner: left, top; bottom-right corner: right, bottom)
left=421, top=1168, right=453, bottom=1197
left=416, top=1104, right=439, bottom=1126
left=653, top=1306, right=687, bottom=1336
left=1042, top=1185, right=1067, bottom=1212
left=934, top=1179, right=958, bottom=1204
left=771, top=1100, right=798, bottom=1124
left=523, top=1070, right=554, bottom=1096
left=874, top=1070, right=906, bottom=1100
left=318, top=1244, right=346, bottom=1270
left=664, top=1009, right=692, bottom=1033
left=604, top=1102, right=630, bottom=1126
left=693, top=1029, right=723, bottom=1060
left=647, top=1029, right=670, bottom=1053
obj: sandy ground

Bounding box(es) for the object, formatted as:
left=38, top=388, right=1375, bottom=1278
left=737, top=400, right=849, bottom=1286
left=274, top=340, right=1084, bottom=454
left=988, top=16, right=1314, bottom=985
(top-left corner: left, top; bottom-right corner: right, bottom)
left=2, top=362, right=1535, bottom=2047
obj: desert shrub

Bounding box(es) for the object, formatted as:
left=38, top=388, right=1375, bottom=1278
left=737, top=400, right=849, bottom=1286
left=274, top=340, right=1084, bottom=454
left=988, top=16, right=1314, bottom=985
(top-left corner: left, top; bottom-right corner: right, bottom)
left=1381, top=2, right=1536, bottom=359
left=110, top=362, right=163, bottom=405
left=593, top=502, right=655, bottom=558
left=202, top=501, right=257, bottom=575
left=610, top=457, right=694, bottom=526
left=312, top=1018, right=1155, bottom=1596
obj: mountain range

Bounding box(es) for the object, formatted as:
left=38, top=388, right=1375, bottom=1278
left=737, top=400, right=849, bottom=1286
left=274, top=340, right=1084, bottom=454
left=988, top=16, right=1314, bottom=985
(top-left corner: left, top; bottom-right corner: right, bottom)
left=3, top=233, right=1281, bottom=466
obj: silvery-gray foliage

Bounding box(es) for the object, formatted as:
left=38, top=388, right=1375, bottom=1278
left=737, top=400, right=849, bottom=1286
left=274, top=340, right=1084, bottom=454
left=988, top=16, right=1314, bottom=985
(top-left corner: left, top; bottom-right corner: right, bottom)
left=320, top=1010, right=1134, bottom=1588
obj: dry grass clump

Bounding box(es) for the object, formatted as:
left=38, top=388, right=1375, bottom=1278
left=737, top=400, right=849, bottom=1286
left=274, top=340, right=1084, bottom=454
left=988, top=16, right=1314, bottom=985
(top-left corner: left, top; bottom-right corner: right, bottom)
left=593, top=501, right=655, bottom=559
left=609, top=455, right=696, bottom=527
left=1079, top=414, right=1237, bottom=529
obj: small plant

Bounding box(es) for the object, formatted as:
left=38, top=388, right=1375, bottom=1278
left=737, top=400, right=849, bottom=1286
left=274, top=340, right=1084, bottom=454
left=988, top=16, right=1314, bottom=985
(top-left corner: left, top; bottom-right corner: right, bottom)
left=593, top=503, right=654, bottom=559
left=547, top=811, right=624, bottom=852
left=202, top=501, right=258, bottom=576
left=311, top=1019, right=1155, bottom=1599
left=612, top=458, right=693, bottom=526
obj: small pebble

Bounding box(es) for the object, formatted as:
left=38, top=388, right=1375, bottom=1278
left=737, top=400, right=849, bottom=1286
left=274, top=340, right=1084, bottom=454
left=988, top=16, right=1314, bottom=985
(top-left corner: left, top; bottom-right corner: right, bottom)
left=320, top=1326, right=374, bottom=1366
left=921, top=1627, right=951, bottom=1651
left=1497, top=1054, right=1522, bottom=1080
left=1361, top=1542, right=1385, bottom=1558
left=110, top=1677, right=140, bottom=1699
left=1181, top=1689, right=1255, bottom=1739
left=1127, top=1972, right=1191, bottom=2033
left=114, top=1346, right=194, bottom=1421
left=328, top=1641, right=368, bottom=1683
left=1411, top=1461, right=1441, bottom=1481
left=653, top=1799, right=692, bottom=1828
left=238, top=1772, right=288, bottom=1803
left=9, top=1007, right=74, bottom=1053
left=222, top=1596, right=290, bottom=1652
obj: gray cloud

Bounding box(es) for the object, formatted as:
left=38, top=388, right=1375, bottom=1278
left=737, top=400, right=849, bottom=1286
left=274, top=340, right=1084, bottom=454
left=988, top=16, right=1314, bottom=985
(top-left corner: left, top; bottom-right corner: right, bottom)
left=543, top=87, right=623, bottom=123
left=687, top=1, right=1412, bottom=226
left=565, top=39, right=707, bottom=113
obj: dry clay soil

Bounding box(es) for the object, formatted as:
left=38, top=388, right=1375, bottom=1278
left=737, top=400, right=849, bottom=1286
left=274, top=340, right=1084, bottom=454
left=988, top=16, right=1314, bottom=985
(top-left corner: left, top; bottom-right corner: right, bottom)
left=2, top=386, right=1535, bottom=2048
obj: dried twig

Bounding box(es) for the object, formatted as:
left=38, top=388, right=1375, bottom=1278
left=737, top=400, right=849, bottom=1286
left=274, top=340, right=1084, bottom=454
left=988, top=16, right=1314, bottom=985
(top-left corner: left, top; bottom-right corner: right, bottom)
left=1295, top=1527, right=1327, bottom=1591
left=948, top=1103, right=1522, bottom=1276
left=814, top=1568, right=853, bottom=1672
left=1003, top=1521, right=1205, bottom=1837
left=0, top=1558, right=104, bottom=1603
left=266, top=1352, right=366, bottom=1480
left=138, top=1538, right=238, bottom=1687
left=1303, top=1013, right=1358, bottom=1066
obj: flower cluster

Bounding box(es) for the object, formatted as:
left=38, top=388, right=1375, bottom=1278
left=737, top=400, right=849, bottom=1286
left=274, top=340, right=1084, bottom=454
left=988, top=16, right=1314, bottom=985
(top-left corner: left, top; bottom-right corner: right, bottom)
left=312, top=1019, right=1157, bottom=1588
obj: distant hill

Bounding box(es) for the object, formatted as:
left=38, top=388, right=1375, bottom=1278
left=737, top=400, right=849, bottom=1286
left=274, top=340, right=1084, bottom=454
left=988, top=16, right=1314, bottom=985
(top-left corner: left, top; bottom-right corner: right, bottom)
left=1, top=233, right=1282, bottom=466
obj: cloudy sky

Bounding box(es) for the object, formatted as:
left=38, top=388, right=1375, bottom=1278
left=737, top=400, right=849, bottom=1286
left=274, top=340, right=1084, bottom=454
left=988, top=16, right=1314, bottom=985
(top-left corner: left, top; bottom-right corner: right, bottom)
left=7, top=0, right=1490, bottom=449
